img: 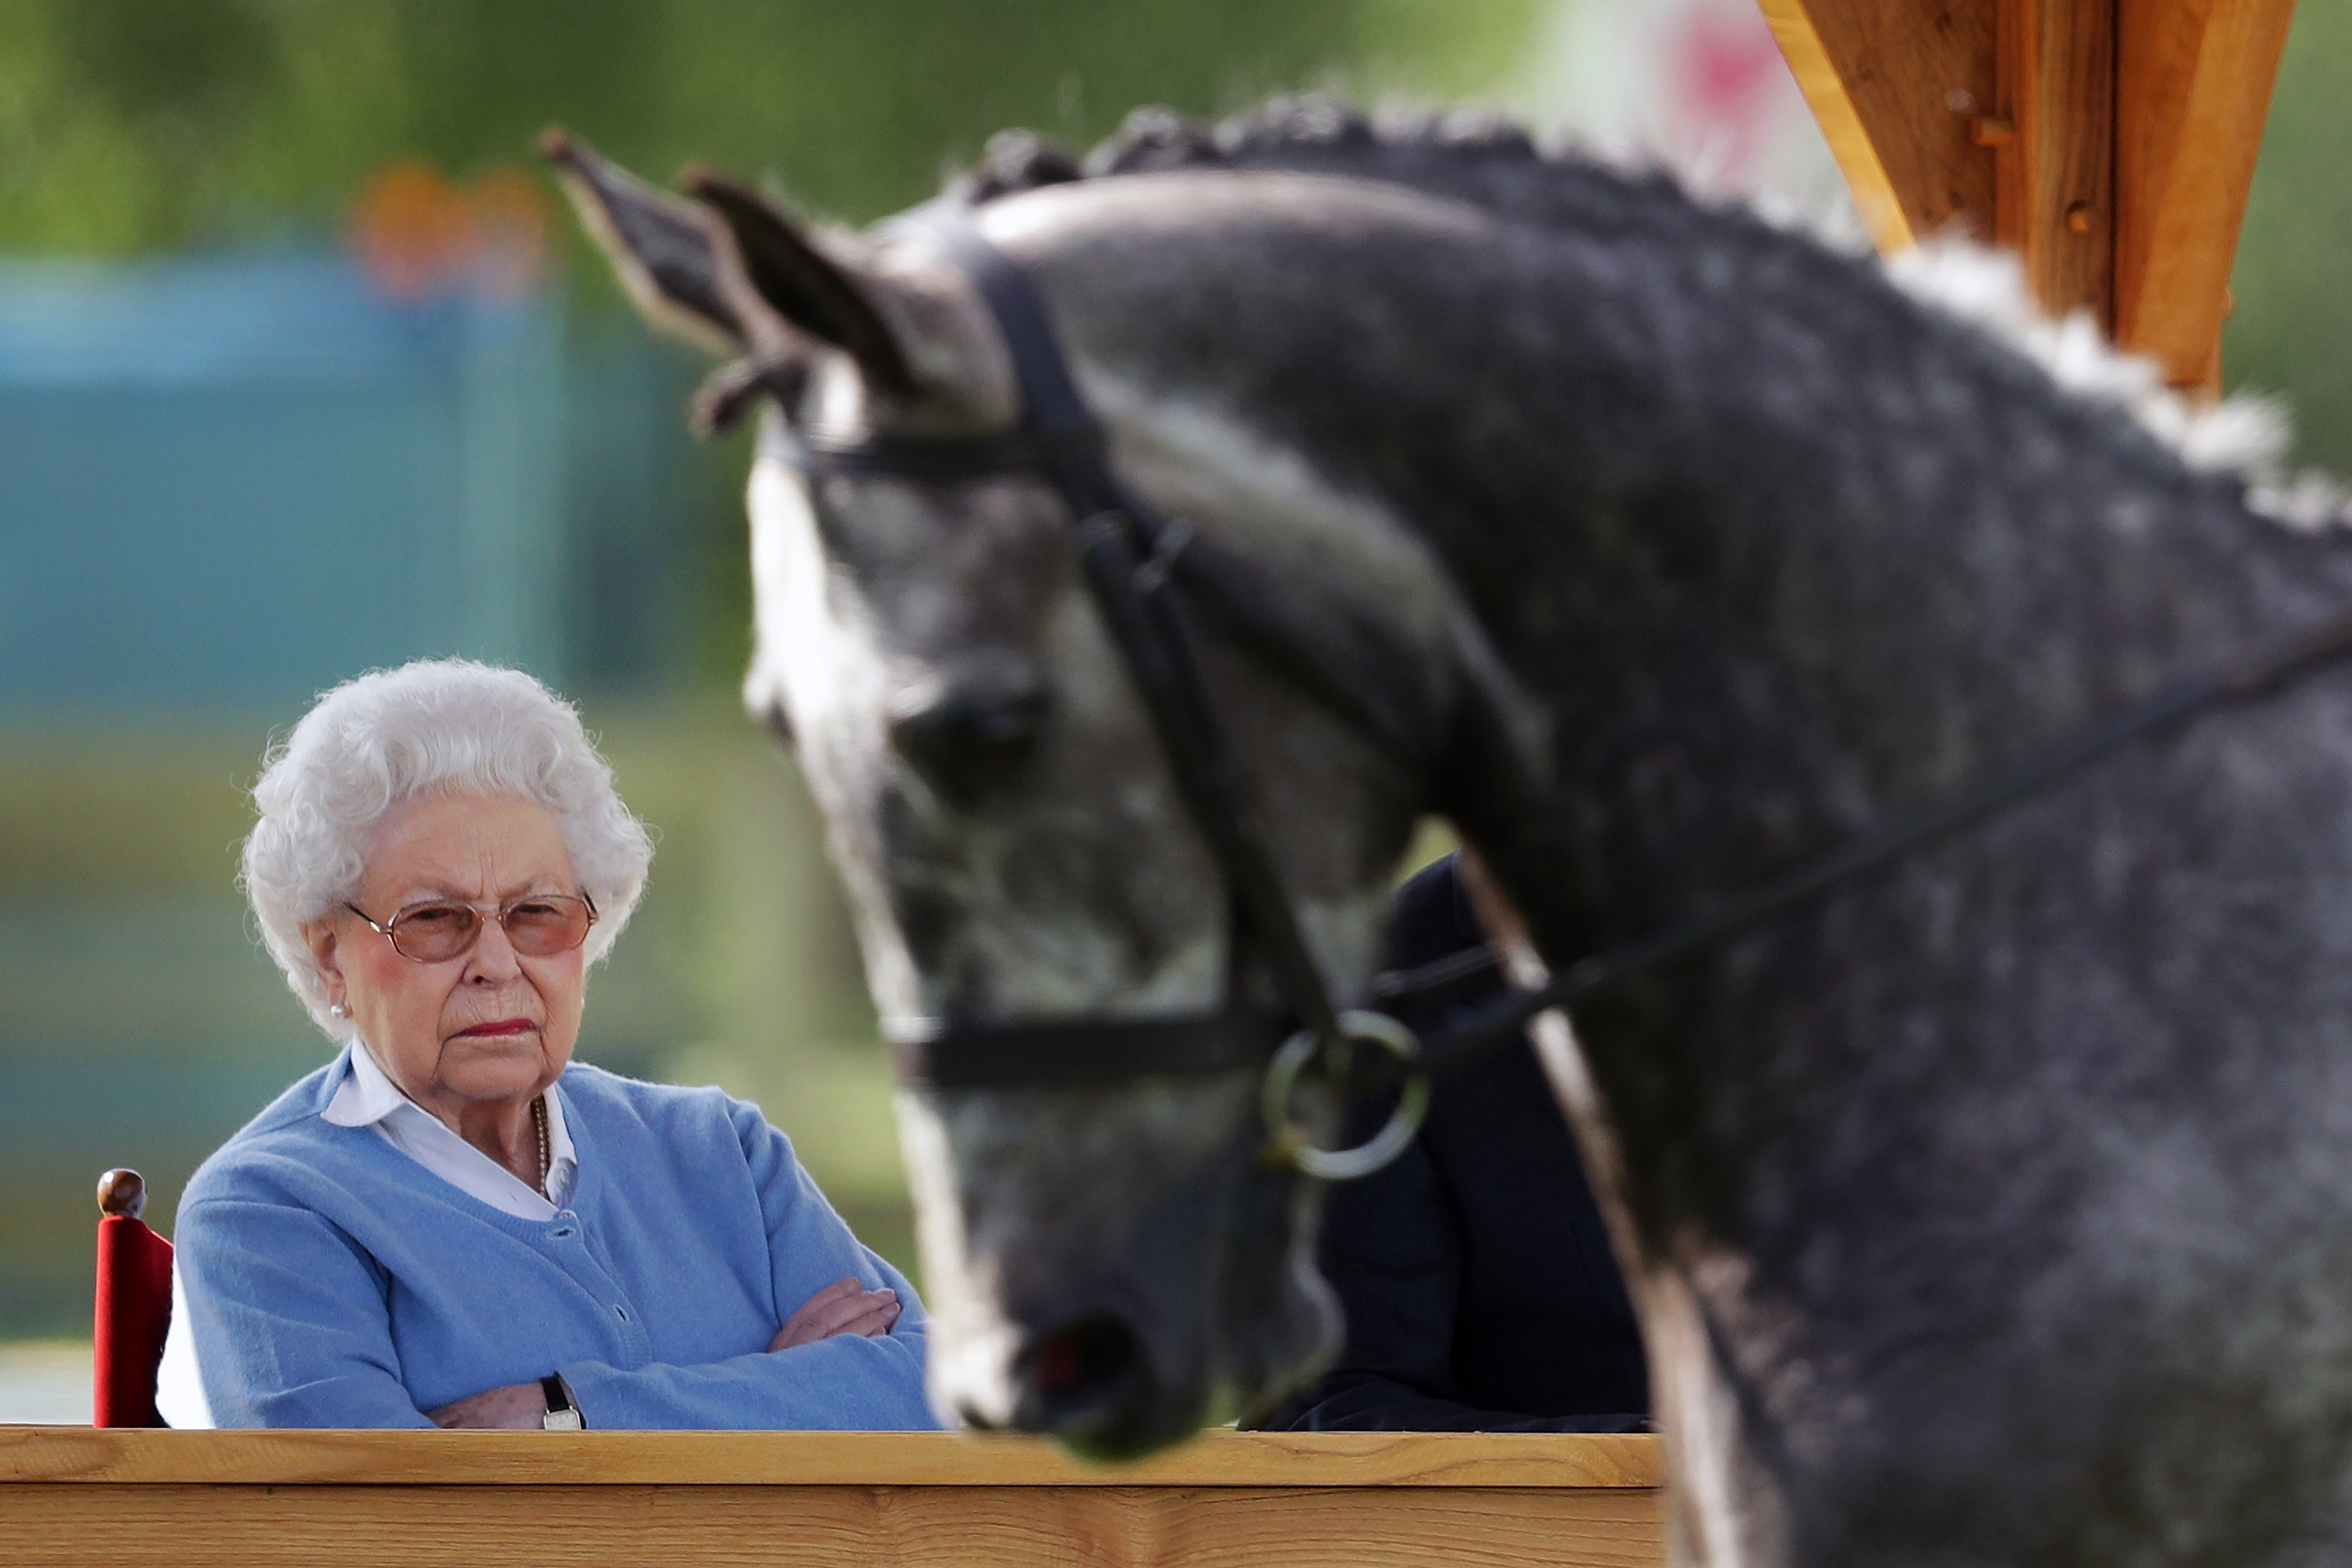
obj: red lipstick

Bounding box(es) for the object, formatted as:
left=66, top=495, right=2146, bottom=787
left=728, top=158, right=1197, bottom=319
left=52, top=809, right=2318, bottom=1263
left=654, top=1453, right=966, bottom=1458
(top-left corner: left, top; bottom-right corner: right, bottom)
left=455, top=1019, right=537, bottom=1038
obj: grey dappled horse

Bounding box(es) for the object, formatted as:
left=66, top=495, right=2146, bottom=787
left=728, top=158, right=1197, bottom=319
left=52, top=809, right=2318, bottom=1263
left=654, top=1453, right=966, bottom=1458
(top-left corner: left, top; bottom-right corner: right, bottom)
left=558, top=102, right=2352, bottom=1567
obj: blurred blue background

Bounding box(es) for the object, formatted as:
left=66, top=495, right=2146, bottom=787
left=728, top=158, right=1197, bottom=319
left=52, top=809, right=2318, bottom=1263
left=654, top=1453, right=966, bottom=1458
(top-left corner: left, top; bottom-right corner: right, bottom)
left=0, top=0, right=2345, bottom=1419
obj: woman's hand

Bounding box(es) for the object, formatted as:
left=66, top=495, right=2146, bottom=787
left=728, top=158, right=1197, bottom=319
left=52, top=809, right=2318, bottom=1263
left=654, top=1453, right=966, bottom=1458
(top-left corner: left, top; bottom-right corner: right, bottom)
left=770, top=1276, right=901, bottom=1352
left=427, top=1381, right=548, bottom=1429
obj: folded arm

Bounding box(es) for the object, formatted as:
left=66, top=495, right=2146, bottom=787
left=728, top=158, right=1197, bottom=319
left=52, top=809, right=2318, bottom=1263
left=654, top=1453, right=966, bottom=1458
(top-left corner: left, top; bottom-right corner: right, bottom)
left=556, top=1321, right=933, bottom=1430
left=172, top=1197, right=434, bottom=1429
left=552, top=1097, right=942, bottom=1431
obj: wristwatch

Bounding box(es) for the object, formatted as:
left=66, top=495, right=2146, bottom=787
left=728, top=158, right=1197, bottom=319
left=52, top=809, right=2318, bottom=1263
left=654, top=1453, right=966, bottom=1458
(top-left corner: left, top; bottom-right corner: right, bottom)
left=540, top=1374, right=584, bottom=1431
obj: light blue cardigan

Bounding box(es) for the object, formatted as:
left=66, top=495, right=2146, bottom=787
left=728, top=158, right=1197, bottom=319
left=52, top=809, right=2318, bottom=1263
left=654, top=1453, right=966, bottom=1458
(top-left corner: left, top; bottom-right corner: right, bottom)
left=171, top=1046, right=941, bottom=1430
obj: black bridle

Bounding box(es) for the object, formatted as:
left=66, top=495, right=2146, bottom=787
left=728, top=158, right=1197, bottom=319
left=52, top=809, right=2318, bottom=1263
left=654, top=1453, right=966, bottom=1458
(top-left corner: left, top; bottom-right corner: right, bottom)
left=768, top=203, right=2352, bottom=1181
left=779, top=205, right=1405, bottom=1168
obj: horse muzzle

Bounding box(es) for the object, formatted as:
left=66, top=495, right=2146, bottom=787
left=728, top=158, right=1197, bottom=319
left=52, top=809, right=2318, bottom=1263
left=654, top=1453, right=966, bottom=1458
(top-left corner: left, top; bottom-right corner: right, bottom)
left=898, top=1076, right=1340, bottom=1458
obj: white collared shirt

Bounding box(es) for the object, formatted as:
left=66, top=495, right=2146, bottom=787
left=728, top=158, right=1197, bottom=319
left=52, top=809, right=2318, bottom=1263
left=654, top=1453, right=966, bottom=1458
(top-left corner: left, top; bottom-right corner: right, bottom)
left=157, top=1044, right=579, bottom=1427
left=324, top=1041, right=578, bottom=1220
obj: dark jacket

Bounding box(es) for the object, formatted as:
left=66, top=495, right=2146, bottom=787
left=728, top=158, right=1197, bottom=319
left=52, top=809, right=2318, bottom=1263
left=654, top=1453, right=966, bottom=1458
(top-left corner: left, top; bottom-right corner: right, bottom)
left=1258, top=854, right=1650, bottom=1432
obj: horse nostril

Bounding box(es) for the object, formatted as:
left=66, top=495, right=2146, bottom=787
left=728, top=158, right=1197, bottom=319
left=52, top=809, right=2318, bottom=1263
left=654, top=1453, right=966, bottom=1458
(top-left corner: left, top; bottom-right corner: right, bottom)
left=892, top=683, right=1051, bottom=809
left=1017, top=1313, right=1146, bottom=1424
left=1033, top=1329, right=1091, bottom=1398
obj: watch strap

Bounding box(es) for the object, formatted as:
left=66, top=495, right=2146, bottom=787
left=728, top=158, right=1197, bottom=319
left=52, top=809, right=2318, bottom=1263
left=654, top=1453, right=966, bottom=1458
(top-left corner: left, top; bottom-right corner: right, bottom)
left=540, top=1373, right=583, bottom=1431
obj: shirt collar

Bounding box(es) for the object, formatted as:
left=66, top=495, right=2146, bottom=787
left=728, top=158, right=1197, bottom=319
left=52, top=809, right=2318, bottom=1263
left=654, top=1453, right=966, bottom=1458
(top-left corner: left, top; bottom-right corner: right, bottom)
left=322, top=1039, right=409, bottom=1128
left=321, top=1037, right=579, bottom=1203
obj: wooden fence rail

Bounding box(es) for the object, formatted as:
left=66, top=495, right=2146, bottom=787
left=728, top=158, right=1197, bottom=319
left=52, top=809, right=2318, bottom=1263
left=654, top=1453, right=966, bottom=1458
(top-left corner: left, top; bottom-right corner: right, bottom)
left=0, top=1426, right=1664, bottom=1567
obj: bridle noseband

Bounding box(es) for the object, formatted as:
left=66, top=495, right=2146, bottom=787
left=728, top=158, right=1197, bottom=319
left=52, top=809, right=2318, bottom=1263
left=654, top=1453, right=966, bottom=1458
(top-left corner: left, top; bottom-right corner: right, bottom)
left=766, top=202, right=2352, bottom=1183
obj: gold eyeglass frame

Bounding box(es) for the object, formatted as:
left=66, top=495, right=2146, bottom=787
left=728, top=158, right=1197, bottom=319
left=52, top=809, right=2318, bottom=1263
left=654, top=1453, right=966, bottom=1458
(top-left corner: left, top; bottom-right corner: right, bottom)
left=343, top=892, right=600, bottom=964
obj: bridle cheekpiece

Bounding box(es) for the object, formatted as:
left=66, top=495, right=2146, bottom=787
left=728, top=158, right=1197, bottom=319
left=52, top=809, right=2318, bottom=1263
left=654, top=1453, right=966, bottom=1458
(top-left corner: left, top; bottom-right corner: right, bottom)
left=774, top=204, right=1427, bottom=1181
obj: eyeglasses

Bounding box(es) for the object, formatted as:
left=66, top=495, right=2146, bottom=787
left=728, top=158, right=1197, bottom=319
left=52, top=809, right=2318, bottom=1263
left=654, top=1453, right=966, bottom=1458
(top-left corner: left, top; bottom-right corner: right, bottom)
left=344, top=893, right=598, bottom=964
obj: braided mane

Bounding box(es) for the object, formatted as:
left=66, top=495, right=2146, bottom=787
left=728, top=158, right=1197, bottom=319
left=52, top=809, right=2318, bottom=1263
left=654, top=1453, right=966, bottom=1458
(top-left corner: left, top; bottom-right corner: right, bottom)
left=952, top=95, right=1762, bottom=249
left=948, top=95, right=2343, bottom=530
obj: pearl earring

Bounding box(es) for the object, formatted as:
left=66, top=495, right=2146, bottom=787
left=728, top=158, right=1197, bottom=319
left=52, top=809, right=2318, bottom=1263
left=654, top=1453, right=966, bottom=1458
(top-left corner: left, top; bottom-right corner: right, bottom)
left=329, top=1003, right=349, bottom=1020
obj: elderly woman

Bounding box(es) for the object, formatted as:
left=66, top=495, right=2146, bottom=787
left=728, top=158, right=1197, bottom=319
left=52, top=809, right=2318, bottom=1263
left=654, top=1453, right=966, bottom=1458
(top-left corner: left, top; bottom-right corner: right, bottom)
left=156, top=659, right=938, bottom=1431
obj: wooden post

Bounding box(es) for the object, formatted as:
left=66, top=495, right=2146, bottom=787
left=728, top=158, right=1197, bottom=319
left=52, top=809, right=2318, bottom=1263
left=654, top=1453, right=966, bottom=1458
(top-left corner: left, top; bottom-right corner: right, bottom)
left=1761, top=0, right=2298, bottom=391
left=2114, top=0, right=2298, bottom=395
left=1992, top=0, right=2116, bottom=328
left=1757, top=0, right=1998, bottom=254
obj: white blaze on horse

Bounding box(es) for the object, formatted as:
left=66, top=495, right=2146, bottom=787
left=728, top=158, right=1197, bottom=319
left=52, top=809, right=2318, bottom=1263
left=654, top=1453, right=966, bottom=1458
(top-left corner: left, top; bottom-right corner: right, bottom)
left=555, top=101, right=2352, bottom=1568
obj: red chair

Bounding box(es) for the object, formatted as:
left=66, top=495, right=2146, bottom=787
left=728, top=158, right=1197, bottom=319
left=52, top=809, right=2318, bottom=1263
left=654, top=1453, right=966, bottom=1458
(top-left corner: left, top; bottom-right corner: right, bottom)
left=94, top=1168, right=173, bottom=1428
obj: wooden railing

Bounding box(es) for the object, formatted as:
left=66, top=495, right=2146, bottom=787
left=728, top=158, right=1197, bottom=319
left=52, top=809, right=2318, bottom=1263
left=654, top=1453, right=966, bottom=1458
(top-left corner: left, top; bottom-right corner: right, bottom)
left=0, top=1426, right=1664, bottom=1566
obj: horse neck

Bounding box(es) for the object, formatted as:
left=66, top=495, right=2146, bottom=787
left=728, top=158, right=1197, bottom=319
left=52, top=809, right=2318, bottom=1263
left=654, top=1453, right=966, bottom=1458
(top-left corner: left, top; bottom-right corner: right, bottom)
left=1026, top=171, right=2351, bottom=949
left=1426, top=304, right=2352, bottom=962
left=1083, top=180, right=2352, bottom=953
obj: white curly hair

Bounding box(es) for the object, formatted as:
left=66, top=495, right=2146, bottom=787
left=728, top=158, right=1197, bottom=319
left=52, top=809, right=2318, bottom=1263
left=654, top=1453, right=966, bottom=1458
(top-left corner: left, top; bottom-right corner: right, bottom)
left=243, top=659, right=654, bottom=1037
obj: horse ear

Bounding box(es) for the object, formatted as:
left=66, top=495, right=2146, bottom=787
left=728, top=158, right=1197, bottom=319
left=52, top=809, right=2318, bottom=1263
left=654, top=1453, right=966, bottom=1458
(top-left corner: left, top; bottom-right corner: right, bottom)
left=681, top=168, right=919, bottom=397
left=540, top=129, right=744, bottom=355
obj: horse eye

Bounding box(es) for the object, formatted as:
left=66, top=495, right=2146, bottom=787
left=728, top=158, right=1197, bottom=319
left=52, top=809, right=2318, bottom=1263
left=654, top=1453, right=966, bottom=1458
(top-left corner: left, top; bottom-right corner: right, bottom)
left=891, top=682, right=1053, bottom=809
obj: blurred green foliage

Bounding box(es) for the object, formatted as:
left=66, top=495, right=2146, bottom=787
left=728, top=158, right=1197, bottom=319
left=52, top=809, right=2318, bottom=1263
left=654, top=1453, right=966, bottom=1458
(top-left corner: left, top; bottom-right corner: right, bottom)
left=0, top=0, right=1540, bottom=254
left=2230, top=0, right=2352, bottom=476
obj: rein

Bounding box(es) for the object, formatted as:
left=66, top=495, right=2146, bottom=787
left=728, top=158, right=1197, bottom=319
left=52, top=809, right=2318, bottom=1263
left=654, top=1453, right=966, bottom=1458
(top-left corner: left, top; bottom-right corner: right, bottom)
left=769, top=204, right=2352, bottom=1180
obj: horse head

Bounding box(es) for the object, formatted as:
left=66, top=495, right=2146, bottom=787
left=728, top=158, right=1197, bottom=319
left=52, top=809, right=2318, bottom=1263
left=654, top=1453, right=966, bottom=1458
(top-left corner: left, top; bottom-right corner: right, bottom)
left=547, top=130, right=1510, bottom=1455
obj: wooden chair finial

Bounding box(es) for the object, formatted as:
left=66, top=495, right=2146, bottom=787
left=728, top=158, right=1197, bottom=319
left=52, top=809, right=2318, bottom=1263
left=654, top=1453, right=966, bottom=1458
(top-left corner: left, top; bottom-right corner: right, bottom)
left=98, top=1169, right=147, bottom=1220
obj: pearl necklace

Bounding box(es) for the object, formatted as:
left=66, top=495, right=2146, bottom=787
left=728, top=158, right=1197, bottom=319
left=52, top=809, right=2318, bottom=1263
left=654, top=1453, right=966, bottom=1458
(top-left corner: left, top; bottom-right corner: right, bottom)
left=531, top=1094, right=551, bottom=1199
